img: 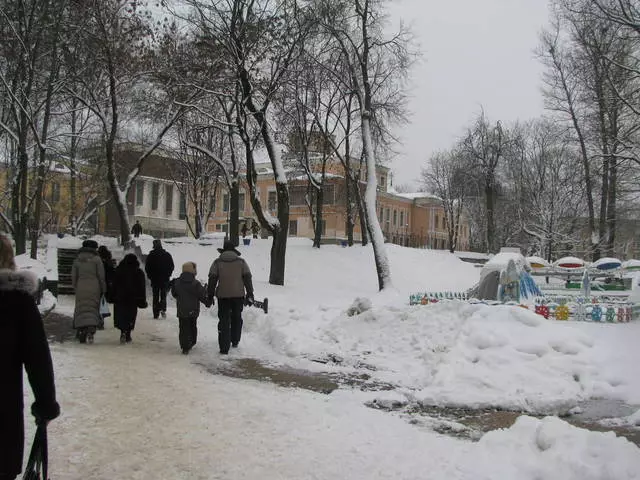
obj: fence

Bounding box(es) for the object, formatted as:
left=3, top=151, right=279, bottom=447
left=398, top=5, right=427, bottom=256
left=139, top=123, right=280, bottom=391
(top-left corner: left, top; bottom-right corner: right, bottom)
left=409, top=292, right=636, bottom=323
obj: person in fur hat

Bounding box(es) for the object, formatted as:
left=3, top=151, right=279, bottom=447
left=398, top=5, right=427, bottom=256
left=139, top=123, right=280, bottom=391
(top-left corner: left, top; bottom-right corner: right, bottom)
left=207, top=240, right=254, bottom=354
left=171, top=262, right=210, bottom=354
left=0, top=234, right=60, bottom=480
left=72, top=239, right=106, bottom=344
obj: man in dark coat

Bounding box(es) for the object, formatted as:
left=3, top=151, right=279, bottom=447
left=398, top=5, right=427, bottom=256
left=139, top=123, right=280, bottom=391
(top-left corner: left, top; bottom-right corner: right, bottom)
left=207, top=240, right=254, bottom=354
left=131, top=220, right=143, bottom=238
left=113, top=253, right=147, bottom=343
left=0, top=235, right=60, bottom=480
left=144, top=239, right=174, bottom=319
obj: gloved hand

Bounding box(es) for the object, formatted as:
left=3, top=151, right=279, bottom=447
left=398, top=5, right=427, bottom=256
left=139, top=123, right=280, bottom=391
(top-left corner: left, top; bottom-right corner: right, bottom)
left=245, top=293, right=254, bottom=305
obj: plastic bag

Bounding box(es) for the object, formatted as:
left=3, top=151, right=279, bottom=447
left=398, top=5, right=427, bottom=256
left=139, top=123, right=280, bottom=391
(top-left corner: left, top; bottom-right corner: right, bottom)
left=99, top=295, right=111, bottom=318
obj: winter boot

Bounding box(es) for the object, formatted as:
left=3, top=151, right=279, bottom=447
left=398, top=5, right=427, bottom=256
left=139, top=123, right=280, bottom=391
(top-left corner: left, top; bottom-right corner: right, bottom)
left=87, top=331, right=94, bottom=344
left=120, top=332, right=126, bottom=344
left=125, top=331, right=132, bottom=343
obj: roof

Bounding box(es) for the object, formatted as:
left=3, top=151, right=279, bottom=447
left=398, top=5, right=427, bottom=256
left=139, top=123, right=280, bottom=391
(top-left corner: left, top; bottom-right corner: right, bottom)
left=394, top=191, right=441, bottom=201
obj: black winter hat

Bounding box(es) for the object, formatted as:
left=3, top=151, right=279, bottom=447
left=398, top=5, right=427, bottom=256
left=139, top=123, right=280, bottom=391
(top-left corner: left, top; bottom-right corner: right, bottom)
left=217, top=239, right=241, bottom=255
left=82, top=239, right=98, bottom=249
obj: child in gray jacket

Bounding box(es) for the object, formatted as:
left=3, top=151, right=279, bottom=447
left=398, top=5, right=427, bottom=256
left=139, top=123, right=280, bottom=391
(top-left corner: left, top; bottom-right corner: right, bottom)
left=170, top=262, right=210, bottom=354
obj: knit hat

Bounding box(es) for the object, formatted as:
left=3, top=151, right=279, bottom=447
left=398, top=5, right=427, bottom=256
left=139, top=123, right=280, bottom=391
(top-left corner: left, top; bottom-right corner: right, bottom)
left=153, top=239, right=162, bottom=249
left=217, top=239, right=241, bottom=255
left=82, top=239, right=98, bottom=249
left=182, top=262, right=196, bottom=274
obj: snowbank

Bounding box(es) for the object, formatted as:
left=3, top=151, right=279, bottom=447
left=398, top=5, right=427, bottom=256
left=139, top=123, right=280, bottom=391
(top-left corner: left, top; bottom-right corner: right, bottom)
left=464, top=415, right=640, bottom=480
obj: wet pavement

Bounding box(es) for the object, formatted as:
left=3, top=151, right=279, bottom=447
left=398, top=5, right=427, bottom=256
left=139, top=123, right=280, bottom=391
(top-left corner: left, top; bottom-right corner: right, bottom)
left=44, top=312, right=640, bottom=446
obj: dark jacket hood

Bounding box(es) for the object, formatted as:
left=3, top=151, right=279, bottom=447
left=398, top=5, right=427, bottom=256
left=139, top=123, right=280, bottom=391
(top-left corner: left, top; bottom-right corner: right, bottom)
left=0, top=268, right=39, bottom=295
left=119, top=253, right=140, bottom=269
left=178, top=271, right=196, bottom=282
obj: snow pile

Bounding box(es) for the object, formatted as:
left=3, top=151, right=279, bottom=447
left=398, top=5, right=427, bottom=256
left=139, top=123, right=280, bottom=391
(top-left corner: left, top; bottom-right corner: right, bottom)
left=464, top=416, right=640, bottom=480
left=15, top=254, right=49, bottom=279
left=257, top=300, right=599, bottom=412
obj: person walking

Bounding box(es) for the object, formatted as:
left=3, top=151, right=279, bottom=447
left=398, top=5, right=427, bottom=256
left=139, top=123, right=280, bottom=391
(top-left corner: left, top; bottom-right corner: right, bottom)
left=131, top=220, right=143, bottom=238
left=98, top=245, right=116, bottom=303
left=72, top=239, right=106, bottom=344
left=171, top=262, right=210, bottom=355
left=0, top=234, right=60, bottom=480
left=144, top=239, right=174, bottom=319
left=207, top=239, right=254, bottom=354
left=112, top=253, right=147, bottom=344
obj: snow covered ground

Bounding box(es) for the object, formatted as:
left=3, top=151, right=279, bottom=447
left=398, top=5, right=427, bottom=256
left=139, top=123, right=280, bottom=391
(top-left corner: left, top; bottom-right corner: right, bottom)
left=25, top=237, right=640, bottom=478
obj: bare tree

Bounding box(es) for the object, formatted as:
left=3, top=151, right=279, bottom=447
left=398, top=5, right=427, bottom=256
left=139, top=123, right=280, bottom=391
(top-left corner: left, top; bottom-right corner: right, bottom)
left=312, top=0, right=414, bottom=290
left=178, top=0, right=309, bottom=285
left=539, top=24, right=598, bottom=258
left=66, top=0, right=189, bottom=246
left=461, top=110, right=507, bottom=254
left=172, top=127, right=224, bottom=239
left=0, top=0, right=68, bottom=256
left=422, top=149, right=468, bottom=253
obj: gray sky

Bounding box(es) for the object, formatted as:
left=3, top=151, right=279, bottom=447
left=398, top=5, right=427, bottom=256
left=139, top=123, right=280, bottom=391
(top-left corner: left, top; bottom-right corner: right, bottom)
left=388, top=0, right=551, bottom=188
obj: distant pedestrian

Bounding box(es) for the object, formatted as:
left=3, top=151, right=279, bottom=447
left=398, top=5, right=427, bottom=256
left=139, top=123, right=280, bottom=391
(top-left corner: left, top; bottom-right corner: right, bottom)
left=251, top=220, right=260, bottom=239
left=207, top=240, right=254, bottom=354
left=171, top=262, right=210, bottom=354
left=241, top=222, right=248, bottom=238
left=112, top=253, right=147, bottom=344
left=144, top=239, right=174, bottom=319
left=72, top=239, right=106, bottom=344
left=0, top=233, right=60, bottom=480
left=131, top=220, right=143, bottom=238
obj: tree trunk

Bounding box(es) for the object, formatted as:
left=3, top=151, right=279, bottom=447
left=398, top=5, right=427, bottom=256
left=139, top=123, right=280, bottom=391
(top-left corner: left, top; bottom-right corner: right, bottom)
left=354, top=176, right=368, bottom=246
left=269, top=184, right=289, bottom=285
left=313, top=184, right=323, bottom=248
left=485, top=181, right=496, bottom=253
left=361, top=114, right=391, bottom=290
left=345, top=175, right=354, bottom=246
left=229, top=180, right=240, bottom=246
left=606, top=154, right=617, bottom=256
left=69, top=108, right=78, bottom=235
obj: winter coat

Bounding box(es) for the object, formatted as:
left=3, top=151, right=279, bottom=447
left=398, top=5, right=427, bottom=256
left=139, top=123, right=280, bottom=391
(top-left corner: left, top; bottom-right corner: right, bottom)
left=171, top=272, right=208, bottom=318
left=112, top=255, right=147, bottom=331
left=72, top=247, right=106, bottom=328
left=102, top=259, right=116, bottom=303
left=0, top=269, right=60, bottom=478
left=131, top=222, right=143, bottom=237
left=208, top=251, right=253, bottom=299
left=145, top=247, right=174, bottom=286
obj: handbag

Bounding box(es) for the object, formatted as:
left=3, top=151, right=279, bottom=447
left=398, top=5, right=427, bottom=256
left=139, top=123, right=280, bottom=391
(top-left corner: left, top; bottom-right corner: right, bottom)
left=23, top=425, right=48, bottom=480
left=99, top=295, right=111, bottom=318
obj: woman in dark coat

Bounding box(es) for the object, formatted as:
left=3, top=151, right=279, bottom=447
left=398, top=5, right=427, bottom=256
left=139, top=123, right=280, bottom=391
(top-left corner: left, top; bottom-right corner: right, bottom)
left=112, top=253, right=147, bottom=344
left=0, top=234, right=60, bottom=480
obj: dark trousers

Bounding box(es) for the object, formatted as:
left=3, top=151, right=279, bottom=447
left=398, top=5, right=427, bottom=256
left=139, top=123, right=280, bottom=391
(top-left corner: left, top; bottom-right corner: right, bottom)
left=0, top=475, right=16, bottom=480
left=178, top=316, right=198, bottom=351
left=217, top=297, right=244, bottom=353
left=152, top=283, right=168, bottom=318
